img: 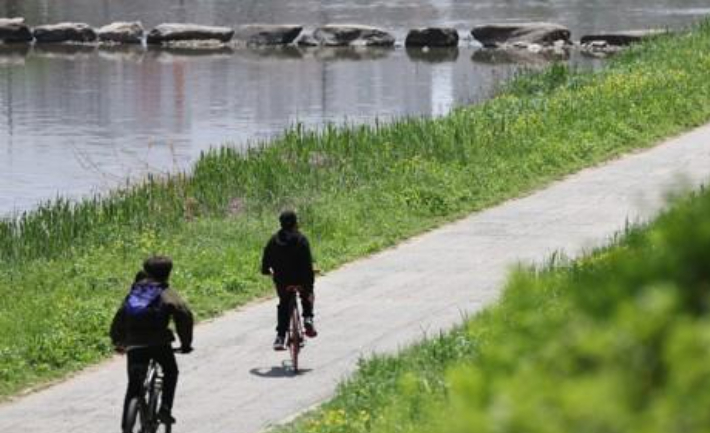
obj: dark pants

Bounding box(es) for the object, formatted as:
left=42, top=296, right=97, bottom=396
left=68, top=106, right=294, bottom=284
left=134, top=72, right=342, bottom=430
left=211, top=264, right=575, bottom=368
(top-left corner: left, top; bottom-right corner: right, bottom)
left=122, top=345, right=178, bottom=428
left=276, top=284, right=314, bottom=337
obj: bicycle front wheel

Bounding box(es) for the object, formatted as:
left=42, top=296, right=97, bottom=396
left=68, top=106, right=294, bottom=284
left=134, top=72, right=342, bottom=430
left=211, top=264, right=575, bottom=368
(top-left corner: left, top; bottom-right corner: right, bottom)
left=123, top=397, right=144, bottom=433
left=156, top=422, right=172, bottom=433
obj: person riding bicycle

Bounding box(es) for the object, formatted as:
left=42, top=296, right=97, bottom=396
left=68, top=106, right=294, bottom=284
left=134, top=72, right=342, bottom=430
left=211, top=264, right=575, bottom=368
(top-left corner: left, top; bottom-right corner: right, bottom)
left=110, top=256, right=194, bottom=428
left=261, top=210, right=318, bottom=351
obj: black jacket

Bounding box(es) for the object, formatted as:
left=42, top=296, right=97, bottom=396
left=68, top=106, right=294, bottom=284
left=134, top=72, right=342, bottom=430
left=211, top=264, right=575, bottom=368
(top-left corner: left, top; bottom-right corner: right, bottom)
left=261, top=229, right=315, bottom=288
left=110, top=282, right=194, bottom=349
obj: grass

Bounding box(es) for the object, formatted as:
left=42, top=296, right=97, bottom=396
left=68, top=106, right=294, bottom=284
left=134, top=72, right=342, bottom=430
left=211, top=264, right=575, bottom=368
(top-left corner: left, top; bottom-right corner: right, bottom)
left=278, top=186, right=710, bottom=433
left=3, top=20, right=710, bottom=398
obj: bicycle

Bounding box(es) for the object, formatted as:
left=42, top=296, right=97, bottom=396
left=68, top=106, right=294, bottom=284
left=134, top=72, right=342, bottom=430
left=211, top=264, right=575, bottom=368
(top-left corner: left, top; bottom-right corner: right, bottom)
left=285, top=285, right=306, bottom=374
left=123, top=349, right=183, bottom=433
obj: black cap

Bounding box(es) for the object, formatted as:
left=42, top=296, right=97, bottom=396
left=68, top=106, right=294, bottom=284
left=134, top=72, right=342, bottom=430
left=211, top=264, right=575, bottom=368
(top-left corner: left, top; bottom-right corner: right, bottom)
left=279, top=210, right=298, bottom=230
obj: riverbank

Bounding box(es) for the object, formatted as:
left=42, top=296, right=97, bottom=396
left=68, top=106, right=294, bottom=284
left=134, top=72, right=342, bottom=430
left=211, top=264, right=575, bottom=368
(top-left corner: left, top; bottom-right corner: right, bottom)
left=2, top=20, right=710, bottom=399
left=279, top=181, right=710, bottom=433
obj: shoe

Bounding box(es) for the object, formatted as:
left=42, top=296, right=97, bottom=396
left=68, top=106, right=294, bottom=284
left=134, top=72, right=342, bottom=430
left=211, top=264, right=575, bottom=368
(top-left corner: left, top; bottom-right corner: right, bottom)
left=304, top=317, right=318, bottom=338
left=273, top=335, right=286, bottom=351
left=157, top=408, right=176, bottom=425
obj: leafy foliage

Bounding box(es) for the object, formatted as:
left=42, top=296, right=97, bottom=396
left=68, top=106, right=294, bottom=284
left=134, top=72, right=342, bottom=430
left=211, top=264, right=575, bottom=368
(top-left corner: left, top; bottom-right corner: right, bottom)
left=281, top=188, right=710, bottom=433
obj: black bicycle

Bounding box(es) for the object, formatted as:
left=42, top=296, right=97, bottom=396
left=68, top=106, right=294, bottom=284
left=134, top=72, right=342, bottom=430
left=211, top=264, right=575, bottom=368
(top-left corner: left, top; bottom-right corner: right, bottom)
left=123, top=353, right=177, bottom=433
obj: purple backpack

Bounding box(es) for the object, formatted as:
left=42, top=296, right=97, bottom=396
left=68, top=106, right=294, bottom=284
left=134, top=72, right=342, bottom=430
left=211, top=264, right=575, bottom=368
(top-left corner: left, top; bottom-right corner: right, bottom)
left=125, top=283, right=164, bottom=317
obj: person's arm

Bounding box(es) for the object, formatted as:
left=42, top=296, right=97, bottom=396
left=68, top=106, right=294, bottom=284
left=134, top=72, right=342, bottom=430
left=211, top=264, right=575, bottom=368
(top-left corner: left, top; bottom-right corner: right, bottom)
left=166, top=290, right=194, bottom=351
left=302, top=236, right=315, bottom=287
left=109, top=304, right=126, bottom=348
left=261, top=237, right=274, bottom=276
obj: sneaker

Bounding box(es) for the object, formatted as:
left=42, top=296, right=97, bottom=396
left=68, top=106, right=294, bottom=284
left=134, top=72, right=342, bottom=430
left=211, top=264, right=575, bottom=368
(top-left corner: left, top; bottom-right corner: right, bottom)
left=157, top=408, right=176, bottom=425
left=304, top=317, right=318, bottom=338
left=273, top=335, right=286, bottom=351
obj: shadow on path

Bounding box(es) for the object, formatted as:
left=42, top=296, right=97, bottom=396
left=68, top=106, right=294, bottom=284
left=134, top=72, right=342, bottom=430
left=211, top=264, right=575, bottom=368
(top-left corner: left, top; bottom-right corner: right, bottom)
left=250, top=365, right=313, bottom=378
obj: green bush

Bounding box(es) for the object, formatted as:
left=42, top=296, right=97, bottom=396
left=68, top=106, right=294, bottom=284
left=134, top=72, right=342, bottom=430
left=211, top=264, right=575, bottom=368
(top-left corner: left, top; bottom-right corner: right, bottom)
left=284, top=188, right=710, bottom=433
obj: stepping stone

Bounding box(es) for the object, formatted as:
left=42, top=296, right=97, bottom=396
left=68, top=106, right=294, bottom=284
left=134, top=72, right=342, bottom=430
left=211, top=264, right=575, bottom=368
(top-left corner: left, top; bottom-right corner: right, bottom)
left=234, top=25, right=303, bottom=45
left=146, top=23, right=234, bottom=45
left=34, top=22, right=97, bottom=43
left=471, top=22, right=571, bottom=48
left=405, top=27, right=459, bottom=47
left=0, top=17, right=32, bottom=43
left=97, top=21, right=144, bottom=44
left=307, top=24, right=395, bottom=47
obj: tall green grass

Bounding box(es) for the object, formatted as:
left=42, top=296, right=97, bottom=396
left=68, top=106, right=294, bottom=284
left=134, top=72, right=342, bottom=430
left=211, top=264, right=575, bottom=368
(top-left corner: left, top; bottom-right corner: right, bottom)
left=2, top=21, right=710, bottom=398
left=279, top=186, right=710, bottom=433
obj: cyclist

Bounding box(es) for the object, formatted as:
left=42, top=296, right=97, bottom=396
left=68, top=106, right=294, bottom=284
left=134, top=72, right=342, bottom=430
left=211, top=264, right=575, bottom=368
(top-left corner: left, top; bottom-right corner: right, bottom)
left=261, top=210, right=318, bottom=351
left=110, top=256, right=194, bottom=428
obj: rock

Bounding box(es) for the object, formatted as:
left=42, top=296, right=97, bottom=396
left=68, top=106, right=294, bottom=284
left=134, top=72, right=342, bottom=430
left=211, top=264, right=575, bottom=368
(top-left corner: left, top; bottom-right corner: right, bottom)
left=310, top=24, right=395, bottom=47
left=0, top=17, right=33, bottom=43
left=295, top=32, right=319, bottom=47
left=146, top=23, right=234, bottom=45
left=97, top=21, right=144, bottom=44
left=405, top=27, right=459, bottom=47
left=34, top=22, right=97, bottom=43
left=234, top=24, right=302, bottom=45
left=580, top=30, right=665, bottom=46
left=471, top=22, right=571, bottom=47
left=527, top=43, right=543, bottom=53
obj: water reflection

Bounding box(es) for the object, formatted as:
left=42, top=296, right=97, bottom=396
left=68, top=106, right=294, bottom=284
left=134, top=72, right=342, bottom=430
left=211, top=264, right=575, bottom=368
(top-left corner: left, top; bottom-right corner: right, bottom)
left=0, top=46, right=528, bottom=215
left=298, top=46, right=394, bottom=62
left=0, top=0, right=708, bottom=215
left=406, top=47, right=460, bottom=63
left=0, top=44, right=29, bottom=66
left=32, top=43, right=97, bottom=60
left=472, top=48, right=570, bottom=65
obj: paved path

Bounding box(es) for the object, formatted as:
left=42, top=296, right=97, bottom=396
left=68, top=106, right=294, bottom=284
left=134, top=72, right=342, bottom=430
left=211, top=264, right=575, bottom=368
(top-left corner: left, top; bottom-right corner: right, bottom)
left=3, top=125, right=710, bottom=433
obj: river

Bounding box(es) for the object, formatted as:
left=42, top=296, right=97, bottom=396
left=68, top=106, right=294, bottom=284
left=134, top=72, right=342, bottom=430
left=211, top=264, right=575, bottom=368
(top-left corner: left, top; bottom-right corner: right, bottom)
left=0, top=0, right=708, bottom=216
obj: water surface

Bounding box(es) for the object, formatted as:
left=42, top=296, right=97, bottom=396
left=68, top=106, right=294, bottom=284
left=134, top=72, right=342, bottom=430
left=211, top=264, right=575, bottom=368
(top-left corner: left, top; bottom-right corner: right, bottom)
left=0, top=0, right=708, bottom=215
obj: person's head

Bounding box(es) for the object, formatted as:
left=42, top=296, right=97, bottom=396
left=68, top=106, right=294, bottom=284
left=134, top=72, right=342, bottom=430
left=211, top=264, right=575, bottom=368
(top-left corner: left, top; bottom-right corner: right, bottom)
left=279, top=210, right=298, bottom=231
left=143, top=255, right=173, bottom=283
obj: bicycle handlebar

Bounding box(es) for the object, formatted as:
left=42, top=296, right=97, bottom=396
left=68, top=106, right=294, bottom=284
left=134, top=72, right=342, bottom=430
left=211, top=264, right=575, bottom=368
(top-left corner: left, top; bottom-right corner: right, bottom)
left=114, top=345, right=194, bottom=355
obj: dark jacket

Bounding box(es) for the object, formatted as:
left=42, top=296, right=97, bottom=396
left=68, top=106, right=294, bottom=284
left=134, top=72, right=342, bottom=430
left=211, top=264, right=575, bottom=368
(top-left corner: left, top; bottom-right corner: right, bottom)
left=110, top=281, right=194, bottom=349
left=261, top=229, right=315, bottom=288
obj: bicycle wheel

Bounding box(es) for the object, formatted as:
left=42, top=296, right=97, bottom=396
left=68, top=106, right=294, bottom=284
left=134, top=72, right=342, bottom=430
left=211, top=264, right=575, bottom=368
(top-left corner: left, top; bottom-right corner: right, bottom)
left=289, top=304, right=301, bottom=373
left=123, top=397, right=144, bottom=433
left=155, top=420, right=172, bottom=433
left=147, top=378, right=173, bottom=433
left=151, top=389, right=171, bottom=433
